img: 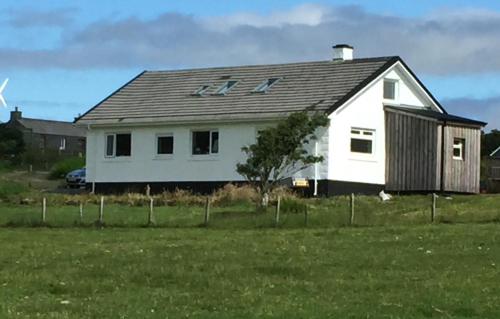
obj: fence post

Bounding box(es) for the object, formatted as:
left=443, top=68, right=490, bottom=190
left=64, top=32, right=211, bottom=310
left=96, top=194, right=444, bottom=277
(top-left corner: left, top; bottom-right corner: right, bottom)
left=349, top=193, right=355, bottom=226
left=431, top=193, right=437, bottom=223
left=41, top=197, right=47, bottom=224
left=146, top=184, right=151, bottom=197
left=304, top=204, right=308, bottom=227
left=148, top=197, right=155, bottom=226
left=98, top=196, right=104, bottom=225
left=204, top=197, right=211, bottom=226
left=275, top=196, right=281, bottom=227
left=79, top=202, right=84, bottom=223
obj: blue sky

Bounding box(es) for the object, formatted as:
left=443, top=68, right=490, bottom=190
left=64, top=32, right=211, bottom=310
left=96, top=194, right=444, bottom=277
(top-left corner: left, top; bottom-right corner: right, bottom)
left=1, top=0, right=499, bottom=130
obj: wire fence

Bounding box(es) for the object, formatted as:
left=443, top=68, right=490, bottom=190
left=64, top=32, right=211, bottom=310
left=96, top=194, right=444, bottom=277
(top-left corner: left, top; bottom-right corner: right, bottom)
left=1, top=193, right=499, bottom=229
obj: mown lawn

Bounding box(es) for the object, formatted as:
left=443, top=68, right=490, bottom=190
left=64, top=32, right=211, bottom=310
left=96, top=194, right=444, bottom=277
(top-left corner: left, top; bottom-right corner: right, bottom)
left=1, top=224, right=500, bottom=318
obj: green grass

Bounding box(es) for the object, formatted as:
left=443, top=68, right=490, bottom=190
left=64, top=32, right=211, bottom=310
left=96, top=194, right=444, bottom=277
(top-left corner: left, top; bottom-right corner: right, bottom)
left=1, top=224, right=500, bottom=318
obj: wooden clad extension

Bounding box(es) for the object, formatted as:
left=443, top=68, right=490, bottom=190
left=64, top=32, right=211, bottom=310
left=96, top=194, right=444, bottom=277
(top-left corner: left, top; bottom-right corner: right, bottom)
left=385, top=107, right=482, bottom=193
left=442, top=125, right=481, bottom=193
left=385, top=110, right=441, bottom=191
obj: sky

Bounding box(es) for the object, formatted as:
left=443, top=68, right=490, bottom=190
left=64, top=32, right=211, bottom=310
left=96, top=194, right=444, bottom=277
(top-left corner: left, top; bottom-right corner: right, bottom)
left=0, top=0, right=499, bottom=131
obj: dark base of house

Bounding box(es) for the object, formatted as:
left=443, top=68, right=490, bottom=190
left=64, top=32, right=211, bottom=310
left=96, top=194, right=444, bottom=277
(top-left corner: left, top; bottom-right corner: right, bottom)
left=86, top=180, right=386, bottom=196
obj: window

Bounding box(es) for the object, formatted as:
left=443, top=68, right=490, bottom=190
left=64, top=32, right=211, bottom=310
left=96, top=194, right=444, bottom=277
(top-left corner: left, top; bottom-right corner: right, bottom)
left=350, top=128, right=375, bottom=155
left=105, top=133, right=131, bottom=157
left=192, top=130, right=219, bottom=155
left=215, top=81, right=238, bottom=95
left=59, top=137, right=66, bottom=151
left=383, top=79, right=398, bottom=100
left=254, top=78, right=280, bottom=93
left=157, top=135, right=174, bottom=155
left=193, top=85, right=210, bottom=96
left=453, top=138, right=465, bottom=160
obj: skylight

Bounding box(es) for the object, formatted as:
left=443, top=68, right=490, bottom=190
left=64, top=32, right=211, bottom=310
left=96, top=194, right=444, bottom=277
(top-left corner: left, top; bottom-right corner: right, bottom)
left=215, top=80, right=238, bottom=95
left=254, top=78, right=280, bottom=93
left=193, top=85, right=210, bottom=96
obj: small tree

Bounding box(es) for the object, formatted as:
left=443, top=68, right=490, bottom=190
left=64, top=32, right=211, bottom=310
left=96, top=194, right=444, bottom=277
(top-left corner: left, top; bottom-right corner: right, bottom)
left=0, top=126, right=25, bottom=164
left=237, top=111, right=329, bottom=207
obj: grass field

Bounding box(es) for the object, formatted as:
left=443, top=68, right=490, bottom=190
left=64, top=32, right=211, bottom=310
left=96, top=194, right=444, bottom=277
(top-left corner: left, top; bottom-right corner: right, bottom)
left=1, top=224, right=500, bottom=318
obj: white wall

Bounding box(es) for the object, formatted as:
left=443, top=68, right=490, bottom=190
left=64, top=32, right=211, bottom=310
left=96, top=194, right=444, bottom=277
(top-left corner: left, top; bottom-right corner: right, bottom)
left=86, top=121, right=330, bottom=183
left=327, top=64, right=433, bottom=185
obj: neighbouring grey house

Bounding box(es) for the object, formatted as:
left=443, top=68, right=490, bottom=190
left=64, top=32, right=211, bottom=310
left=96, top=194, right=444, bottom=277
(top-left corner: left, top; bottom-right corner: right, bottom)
left=488, top=146, right=500, bottom=190
left=2, top=107, right=86, bottom=156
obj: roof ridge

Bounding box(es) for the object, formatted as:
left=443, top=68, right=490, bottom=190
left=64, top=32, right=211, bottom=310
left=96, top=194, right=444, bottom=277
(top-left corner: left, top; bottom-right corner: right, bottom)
left=145, top=56, right=398, bottom=74
left=20, top=117, right=76, bottom=124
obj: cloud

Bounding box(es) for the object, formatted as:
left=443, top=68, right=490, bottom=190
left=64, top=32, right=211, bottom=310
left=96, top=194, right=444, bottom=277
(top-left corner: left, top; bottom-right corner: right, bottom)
left=0, top=4, right=500, bottom=75
left=5, top=7, right=76, bottom=28
left=443, top=96, right=500, bottom=131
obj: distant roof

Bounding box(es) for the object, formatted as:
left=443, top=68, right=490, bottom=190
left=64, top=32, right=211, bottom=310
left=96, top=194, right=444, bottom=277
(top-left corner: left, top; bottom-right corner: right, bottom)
left=491, top=146, right=500, bottom=158
left=17, top=118, right=86, bottom=137
left=76, top=56, right=408, bottom=125
left=385, top=105, right=487, bottom=127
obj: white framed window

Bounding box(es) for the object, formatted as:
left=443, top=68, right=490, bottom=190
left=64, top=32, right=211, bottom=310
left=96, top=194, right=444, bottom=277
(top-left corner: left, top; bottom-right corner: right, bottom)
left=453, top=138, right=465, bottom=160
left=192, top=130, right=219, bottom=155
left=383, top=79, right=399, bottom=101
left=105, top=133, right=131, bottom=158
left=59, top=137, right=66, bottom=151
left=193, top=85, right=210, bottom=96
left=253, top=78, right=280, bottom=93
left=156, top=134, right=174, bottom=156
left=214, top=81, right=238, bottom=95
left=350, top=128, right=375, bottom=155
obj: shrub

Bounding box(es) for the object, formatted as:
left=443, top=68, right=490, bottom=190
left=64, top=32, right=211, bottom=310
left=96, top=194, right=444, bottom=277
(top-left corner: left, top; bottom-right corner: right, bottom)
left=49, top=157, right=85, bottom=179
left=0, top=180, right=28, bottom=199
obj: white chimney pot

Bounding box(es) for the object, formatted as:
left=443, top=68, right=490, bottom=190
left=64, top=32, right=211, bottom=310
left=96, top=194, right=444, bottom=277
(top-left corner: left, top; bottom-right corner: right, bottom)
left=332, top=44, right=354, bottom=61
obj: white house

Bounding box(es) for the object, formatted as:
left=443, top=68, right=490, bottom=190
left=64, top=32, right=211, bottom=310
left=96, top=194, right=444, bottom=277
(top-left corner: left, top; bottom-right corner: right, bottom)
left=76, top=45, right=486, bottom=195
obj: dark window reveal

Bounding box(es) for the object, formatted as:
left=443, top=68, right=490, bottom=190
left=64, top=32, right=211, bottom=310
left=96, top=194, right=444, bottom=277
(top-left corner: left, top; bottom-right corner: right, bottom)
left=192, top=130, right=219, bottom=155
left=115, top=133, right=131, bottom=157
left=157, top=136, right=174, bottom=155
left=351, top=139, right=373, bottom=154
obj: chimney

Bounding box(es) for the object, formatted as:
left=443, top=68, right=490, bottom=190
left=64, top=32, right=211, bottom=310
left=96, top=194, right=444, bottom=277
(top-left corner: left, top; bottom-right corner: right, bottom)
left=10, top=106, right=22, bottom=122
left=332, top=44, right=354, bottom=61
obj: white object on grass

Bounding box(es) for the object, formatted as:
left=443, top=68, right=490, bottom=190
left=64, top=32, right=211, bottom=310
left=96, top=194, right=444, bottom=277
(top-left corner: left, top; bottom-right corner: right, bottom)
left=379, top=190, right=392, bottom=201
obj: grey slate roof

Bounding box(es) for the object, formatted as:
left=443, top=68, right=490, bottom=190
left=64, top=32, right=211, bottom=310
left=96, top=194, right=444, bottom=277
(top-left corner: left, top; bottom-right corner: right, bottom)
left=76, top=57, right=401, bottom=125
left=18, top=118, right=86, bottom=137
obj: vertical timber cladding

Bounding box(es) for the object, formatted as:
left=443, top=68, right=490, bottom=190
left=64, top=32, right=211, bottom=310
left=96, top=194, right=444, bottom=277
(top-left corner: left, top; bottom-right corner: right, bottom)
left=442, top=125, right=481, bottom=193
left=385, top=110, right=441, bottom=191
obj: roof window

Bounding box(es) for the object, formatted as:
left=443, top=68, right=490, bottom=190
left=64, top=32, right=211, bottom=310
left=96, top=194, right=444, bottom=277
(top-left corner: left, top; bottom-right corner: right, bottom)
left=193, top=85, right=210, bottom=96
left=254, top=78, right=280, bottom=93
left=215, top=80, right=238, bottom=95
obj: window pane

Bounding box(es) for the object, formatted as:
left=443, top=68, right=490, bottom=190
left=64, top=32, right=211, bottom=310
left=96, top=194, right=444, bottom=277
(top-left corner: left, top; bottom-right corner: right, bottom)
left=351, top=138, right=373, bottom=154
left=116, top=134, right=131, bottom=156
left=211, top=131, right=219, bottom=154
left=157, top=136, right=173, bottom=154
left=453, top=147, right=461, bottom=157
left=351, top=130, right=360, bottom=135
left=384, top=80, right=396, bottom=100
left=106, top=135, right=114, bottom=156
left=192, top=131, right=210, bottom=155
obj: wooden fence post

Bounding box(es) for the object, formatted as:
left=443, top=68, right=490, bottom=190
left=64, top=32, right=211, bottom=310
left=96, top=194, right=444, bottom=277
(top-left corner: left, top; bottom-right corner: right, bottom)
left=148, top=197, right=155, bottom=225
left=79, top=202, right=84, bottom=223
left=275, top=196, right=281, bottom=227
left=41, top=197, right=47, bottom=224
left=431, top=193, right=437, bottom=223
left=98, top=196, right=104, bottom=225
left=204, top=197, right=211, bottom=226
left=349, top=193, right=355, bottom=226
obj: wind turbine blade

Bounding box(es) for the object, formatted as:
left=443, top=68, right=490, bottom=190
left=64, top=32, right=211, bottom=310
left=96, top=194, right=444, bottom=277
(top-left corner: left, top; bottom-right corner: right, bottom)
left=0, top=78, right=8, bottom=93
left=0, top=94, right=6, bottom=107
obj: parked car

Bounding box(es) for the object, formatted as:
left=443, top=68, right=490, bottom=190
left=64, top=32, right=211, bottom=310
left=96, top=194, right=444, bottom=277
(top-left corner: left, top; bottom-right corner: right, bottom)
left=66, top=168, right=86, bottom=188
